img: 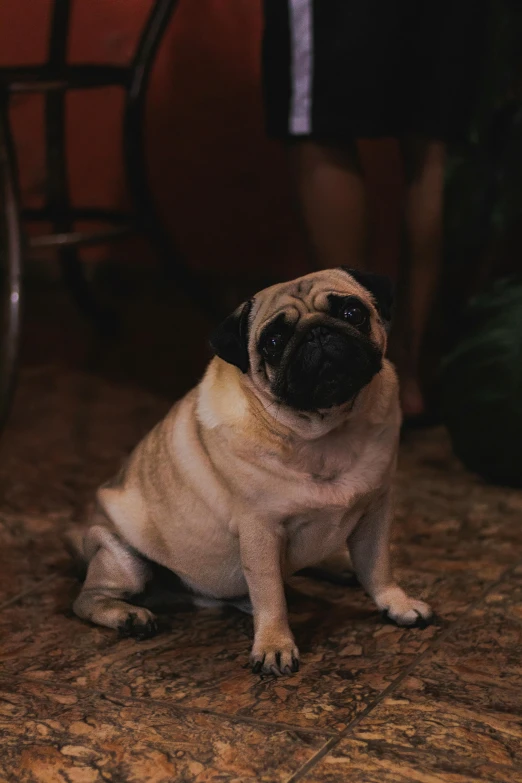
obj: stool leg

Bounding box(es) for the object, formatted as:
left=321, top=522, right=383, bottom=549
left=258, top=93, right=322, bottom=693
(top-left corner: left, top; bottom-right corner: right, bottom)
left=46, top=0, right=117, bottom=334
left=45, top=88, right=118, bottom=335
left=0, top=97, right=23, bottom=433
left=124, top=0, right=221, bottom=321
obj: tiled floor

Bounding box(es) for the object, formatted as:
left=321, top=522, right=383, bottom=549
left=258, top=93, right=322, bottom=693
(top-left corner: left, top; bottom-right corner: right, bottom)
left=1, top=274, right=521, bottom=782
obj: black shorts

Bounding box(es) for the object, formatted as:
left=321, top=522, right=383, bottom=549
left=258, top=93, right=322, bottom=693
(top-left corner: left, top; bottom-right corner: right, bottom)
left=262, top=0, right=491, bottom=144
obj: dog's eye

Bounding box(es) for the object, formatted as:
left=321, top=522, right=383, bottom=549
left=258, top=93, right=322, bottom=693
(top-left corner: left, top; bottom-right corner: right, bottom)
left=341, top=304, right=367, bottom=328
left=261, top=333, right=284, bottom=362
left=328, top=294, right=369, bottom=331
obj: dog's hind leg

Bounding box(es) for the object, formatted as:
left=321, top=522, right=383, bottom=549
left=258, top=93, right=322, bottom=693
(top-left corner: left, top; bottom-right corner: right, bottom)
left=70, top=525, right=159, bottom=639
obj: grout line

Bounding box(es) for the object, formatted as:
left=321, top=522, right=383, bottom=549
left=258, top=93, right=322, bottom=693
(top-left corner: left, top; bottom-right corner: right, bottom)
left=285, top=559, right=522, bottom=783
left=0, top=574, right=58, bottom=612
left=103, top=692, right=340, bottom=738
left=97, top=689, right=341, bottom=738
left=0, top=672, right=338, bottom=739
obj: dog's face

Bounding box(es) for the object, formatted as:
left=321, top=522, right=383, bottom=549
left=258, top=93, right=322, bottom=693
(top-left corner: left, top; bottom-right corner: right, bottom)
left=210, top=268, right=393, bottom=413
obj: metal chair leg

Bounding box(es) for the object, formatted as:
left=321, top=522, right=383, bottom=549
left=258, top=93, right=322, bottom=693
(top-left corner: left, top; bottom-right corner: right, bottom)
left=46, top=87, right=117, bottom=333
left=124, top=0, right=221, bottom=321
left=46, top=0, right=117, bottom=334
left=0, top=97, right=23, bottom=433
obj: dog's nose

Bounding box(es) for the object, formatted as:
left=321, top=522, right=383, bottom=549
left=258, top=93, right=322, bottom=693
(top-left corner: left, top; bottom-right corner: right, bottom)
left=305, top=326, right=330, bottom=343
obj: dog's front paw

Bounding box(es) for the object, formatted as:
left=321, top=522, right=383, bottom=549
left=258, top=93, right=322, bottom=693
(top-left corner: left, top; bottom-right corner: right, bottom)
left=250, top=629, right=300, bottom=676
left=375, top=586, right=434, bottom=628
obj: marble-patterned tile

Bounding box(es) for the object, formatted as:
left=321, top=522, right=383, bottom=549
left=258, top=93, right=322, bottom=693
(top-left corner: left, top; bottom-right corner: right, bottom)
left=0, top=577, right=183, bottom=684
left=414, top=606, right=522, bottom=693
left=0, top=367, right=168, bottom=603
left=347, top=670, right=522, bottom=771
left=0, top=513, right=67, bottom=606
left=0, top=682, right=329, bottom=783
left=392, top=431, right=522, bottom=579
left=302, top=588, right=522, bottom=783
left=304, top=651, right=522, bottom=780
left=481, top=563, right=522, bottom=623
left=0, top=679, right=79, bottom=723
left=303, top=739, right=522, bottom=783
left=395, top=428, right=522, bottom=552
left=0, top=563, right=488, bottom=733
left=0, top=366, right=168, bottom=518
left=98, top=569, right=482, bottom=733
left=392, top=537, right=516, bottom=581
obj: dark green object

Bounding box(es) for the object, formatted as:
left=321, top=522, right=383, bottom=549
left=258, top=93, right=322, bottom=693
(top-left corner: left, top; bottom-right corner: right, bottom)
left=440, top=277, right=522, bottom=487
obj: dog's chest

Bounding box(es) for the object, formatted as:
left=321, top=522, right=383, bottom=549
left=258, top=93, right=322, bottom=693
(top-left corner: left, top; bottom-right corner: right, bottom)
left=277, top=433, right=392, bottom=569
left=284, top=502, right=364, bottom=572
left=281, top=428, right=390, bottom=507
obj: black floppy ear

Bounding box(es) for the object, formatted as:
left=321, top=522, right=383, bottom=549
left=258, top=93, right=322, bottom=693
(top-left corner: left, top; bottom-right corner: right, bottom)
left=340, top=268, right=394, bottom=324
left=209, top=299, right=253, bottom=373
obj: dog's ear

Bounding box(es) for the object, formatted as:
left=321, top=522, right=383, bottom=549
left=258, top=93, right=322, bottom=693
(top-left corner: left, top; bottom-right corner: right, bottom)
left=209, top=299, right=253, bottom=373
left=340, top=268, right=394, bottom=324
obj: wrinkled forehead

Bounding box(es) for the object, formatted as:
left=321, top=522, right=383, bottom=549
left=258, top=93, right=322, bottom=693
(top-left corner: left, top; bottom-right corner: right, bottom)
left=252, top=270, right=373, bottom=333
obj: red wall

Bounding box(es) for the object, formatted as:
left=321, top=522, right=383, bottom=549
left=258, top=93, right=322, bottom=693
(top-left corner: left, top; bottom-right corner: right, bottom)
left=0, top=0, right=402, bottom=280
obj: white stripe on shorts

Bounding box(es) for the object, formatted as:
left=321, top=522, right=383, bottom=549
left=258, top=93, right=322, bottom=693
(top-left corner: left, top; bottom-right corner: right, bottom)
left=288, top=0, right=313, bottom=134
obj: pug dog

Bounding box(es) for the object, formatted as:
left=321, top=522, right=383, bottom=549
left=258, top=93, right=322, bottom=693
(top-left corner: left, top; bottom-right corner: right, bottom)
left=66, top=268, right=433, bottom=676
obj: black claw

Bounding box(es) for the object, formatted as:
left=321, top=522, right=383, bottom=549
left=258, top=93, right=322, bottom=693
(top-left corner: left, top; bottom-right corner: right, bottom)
left=413, top=610, right=427, bottom=629
left=381, top=607, right=436, bottom=630
left=118, top=613, right=136, bottom=638
left=117, top=613, right=160, bottom=640
left=412, top=610, right=436, bottom=630
left=253, top=651, right=300, bottom=676
left=136, top=622, right=158, bottom=641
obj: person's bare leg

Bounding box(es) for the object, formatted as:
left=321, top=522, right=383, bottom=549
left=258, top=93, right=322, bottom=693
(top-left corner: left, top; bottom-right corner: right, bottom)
left=287, top=140, right=368, bottom=270
left=392, top=136, right=446, bottom=418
